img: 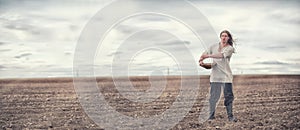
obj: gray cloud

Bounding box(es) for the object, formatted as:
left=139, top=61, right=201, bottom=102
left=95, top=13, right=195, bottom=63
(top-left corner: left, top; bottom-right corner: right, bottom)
left=69, top=24, right=79, bottom=31
left=116, top=25, right=137, bottom=34
left=160, top=40, right=190, bottom=46
left=139, top=16, right=171, bottom=22
left=267, top=1, right=300, bottom=25
left=269, top=12, right=300, bottom=25
left=107, top=51, right=123, bottom=57
left=255, top=60, right=289, bottom=65
left=64, top=51, right=72, bottom=56
left=0, top=49, right=11, bottom=52
left=0, top=0, right=102, bottom=44
left=14, top=53, right=32, bottom=59
left=287, top=58, right=300, bottom=63
left=132, top=30, right=173, bottom=42
left=0, top=65, right=6, bottom=70
left=134, top=0, right=179, bottom=10
left=0, top=41, right=6, bottom=46
left=4, top=24, right=25, bottom=30
left=263, top=45, right=287, bottom=51
left=1, top=15, right=44, bottom=37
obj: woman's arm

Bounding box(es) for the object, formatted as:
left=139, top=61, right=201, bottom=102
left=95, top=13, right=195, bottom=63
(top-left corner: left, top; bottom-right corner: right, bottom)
left=199, top=53, right=223, bottom=64
left=201, top=53, right=224, bottom=59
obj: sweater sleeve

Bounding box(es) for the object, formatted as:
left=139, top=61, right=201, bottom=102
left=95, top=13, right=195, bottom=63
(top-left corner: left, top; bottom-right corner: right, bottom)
left=221, top=46, right=234, bottom=58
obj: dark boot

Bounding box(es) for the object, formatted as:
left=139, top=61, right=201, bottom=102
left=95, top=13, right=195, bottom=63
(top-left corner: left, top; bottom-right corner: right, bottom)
left=208, top=111, right=215, bottom=120
left=226, top=104, right=237, bottom=122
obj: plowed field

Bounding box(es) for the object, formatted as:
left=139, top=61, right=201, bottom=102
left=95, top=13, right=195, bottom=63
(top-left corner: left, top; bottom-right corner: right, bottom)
left=1, top=75, right=299, bottom=129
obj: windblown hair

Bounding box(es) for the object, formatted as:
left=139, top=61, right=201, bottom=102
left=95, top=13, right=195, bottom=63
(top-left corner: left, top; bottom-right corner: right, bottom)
left=220, top=30, right=234, bottom=46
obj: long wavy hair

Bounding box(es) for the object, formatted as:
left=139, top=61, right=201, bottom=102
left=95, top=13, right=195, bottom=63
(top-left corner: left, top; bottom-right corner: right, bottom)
left=220, top=30, right=234, bottom=46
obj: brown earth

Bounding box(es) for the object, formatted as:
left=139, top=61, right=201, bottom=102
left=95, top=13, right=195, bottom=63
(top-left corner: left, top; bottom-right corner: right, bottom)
left=0, top=75, right=299, bottom=129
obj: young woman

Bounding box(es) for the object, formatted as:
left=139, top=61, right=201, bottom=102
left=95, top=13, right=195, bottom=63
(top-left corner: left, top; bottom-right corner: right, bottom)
left=199, top=30, right=237, bottom=122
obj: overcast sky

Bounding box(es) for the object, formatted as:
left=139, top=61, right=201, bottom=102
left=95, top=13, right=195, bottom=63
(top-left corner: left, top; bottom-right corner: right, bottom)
left=0, top=0, right=299, bottom=78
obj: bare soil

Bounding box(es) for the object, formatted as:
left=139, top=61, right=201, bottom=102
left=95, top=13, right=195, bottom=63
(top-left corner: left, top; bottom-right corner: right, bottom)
left=1, top=75, right=299, bottom=129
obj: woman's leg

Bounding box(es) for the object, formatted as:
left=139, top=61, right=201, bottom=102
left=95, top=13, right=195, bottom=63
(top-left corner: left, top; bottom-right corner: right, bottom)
left=209, top=82, right=221, bottom=119
left=223, top=83, right=237, bottom=121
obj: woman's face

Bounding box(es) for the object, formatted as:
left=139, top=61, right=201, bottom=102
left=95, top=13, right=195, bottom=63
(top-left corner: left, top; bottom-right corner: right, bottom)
left=220, top=32, right=229, bottom=44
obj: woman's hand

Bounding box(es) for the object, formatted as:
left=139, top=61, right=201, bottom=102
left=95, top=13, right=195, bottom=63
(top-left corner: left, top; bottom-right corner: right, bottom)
left=199, top=60, right=204, bottom=66
left=199, top=54, right=208, bottom=66
left=199, top=55, right=212, bottom=69
left=199, top=59, right=212, bottom=69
